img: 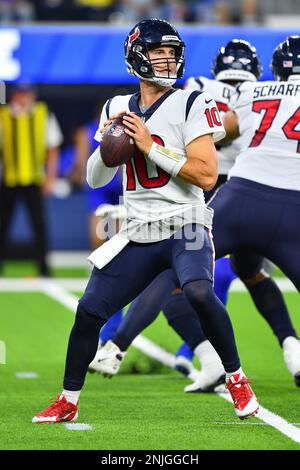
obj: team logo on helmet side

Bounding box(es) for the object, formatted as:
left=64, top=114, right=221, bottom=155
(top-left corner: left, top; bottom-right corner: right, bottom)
left=126, top=27, right=140, bottom=57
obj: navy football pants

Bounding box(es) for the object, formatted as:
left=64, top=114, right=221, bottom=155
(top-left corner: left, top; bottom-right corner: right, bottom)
left=210, top=177, right=300, bottom=290
left=63, top=224, right=240, bottom=390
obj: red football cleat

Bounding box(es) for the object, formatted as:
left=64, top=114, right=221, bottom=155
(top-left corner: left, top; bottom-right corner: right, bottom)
left=32, top=394, right=78, bottom=424
left=226, top=373, right=259, bottom=420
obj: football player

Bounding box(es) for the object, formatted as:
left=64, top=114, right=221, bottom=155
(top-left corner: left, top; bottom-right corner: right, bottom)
left=92, top=39, right=300, bottom=392
left=171, top=39, right=300, bottom=386
left=90, top=40, right=258, bottom=381
left=208, top=35, right=300, bottom=386
left=33, top=19, right=259, bottom=423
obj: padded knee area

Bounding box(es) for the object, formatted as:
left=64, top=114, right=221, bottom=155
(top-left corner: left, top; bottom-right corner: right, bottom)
left=230, top=252, right=264, bottom=280
left=77, top=298, right=109, bottom=323
left=183, top=280, right=215, bottom=307
left=75, top=305, right=106, bottom=332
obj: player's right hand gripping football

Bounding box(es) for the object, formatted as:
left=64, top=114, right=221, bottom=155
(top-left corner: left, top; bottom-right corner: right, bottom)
left=99, top=111, right=127, bottom=141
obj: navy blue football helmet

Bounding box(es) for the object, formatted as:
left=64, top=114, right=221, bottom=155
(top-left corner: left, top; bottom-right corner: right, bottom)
left=212, top=39, right=262, bottom=83
left=124, top=19, right=185, bottom=87
left=271, top=36, right=300, bottom=81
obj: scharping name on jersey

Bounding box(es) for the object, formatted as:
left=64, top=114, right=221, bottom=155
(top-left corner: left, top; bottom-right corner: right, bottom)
left=228, top=80, right=300, bottom=191
left=94, top=88, right=225, bottom=242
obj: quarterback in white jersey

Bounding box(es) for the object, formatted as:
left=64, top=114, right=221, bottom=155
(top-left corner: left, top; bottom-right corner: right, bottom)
left=33, top=19, right=259, bottom=424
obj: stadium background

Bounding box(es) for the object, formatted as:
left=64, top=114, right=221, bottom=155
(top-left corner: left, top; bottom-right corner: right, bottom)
left=1, top=0, right=300, bottom=451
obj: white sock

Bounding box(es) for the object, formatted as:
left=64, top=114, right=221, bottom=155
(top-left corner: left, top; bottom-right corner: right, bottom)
left=63, top=389, right=81, bottom=405
left=282, top=336, right=299, bottom=349
left=194, top=340, right=223, bottom=368
left=225, top=367, right=244, bottom=383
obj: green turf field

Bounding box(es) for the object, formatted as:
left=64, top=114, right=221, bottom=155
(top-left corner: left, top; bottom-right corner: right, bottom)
left=1, top=269, right=300, bottom=450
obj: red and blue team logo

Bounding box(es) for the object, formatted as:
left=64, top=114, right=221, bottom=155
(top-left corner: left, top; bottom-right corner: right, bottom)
left=110, top=124, right=124, bottom=138
left=126, top=27, right=140, bottom=56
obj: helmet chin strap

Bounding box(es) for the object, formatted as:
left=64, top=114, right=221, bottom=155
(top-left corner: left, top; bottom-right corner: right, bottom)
left=132, top=69, right=177, bottom=87
left=152, top=76, right=177, bottom=87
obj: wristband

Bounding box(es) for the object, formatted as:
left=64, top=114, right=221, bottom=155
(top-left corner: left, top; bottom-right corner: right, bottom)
left=147, top=142, right=187, bottom=177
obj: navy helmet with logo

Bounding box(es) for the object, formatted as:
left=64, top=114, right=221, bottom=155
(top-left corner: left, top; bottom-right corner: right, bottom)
left=271, top=36, right=300, bottom=81
left=212, top=39, right=262, bottom=83
left=124, top=18, right=185, bottom=87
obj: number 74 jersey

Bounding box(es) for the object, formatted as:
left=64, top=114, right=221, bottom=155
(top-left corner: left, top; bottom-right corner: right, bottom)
left=229, top=79, right=300, bottom=190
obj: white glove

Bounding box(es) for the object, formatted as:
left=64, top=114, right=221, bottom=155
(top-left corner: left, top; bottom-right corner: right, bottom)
left=95, top=204, right=127, bottom=220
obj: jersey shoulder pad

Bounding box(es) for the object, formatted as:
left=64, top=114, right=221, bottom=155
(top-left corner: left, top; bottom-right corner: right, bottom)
left=229, top=81, right=253, bottom=108
left=184, top=76, right=206, bottom=91
left=106, top=94, right=132, bottom=118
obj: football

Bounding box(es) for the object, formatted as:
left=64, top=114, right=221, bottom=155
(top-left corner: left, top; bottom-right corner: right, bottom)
left=100, top=113, right=136, bottom=167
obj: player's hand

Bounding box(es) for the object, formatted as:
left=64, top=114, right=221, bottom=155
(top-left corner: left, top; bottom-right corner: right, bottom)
left=122, top=112, right=153, bottom=155
left=42, top=177, right=55, bottom=197
left=100, top=111, right=127, bottom=135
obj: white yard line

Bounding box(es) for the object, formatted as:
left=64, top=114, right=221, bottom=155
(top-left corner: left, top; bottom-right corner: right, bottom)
left=42, top=281, right=79, bottom=311
left=1, top=278, right=300, bottom=445
left=15, top=372, right=39, bottom=379
left=64, top=423, right=93, bottom=431
left=132, top=336, right=176, bottom=368
left=211, top=421, right=300, bottom=426
left=218, top=392, right=300, bottom=444
left=49, top=251, right=89, bottom=268
left=0, top=278, right=88, bottom=292
left=0, top=277, right=297, bottom=292
left=41, top=281, right=176, bottom=369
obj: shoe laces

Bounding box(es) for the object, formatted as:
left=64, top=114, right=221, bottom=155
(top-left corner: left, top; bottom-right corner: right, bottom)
left=226, top=376, right=253, bottom=407
left=41, top=394, right=70, bottom=416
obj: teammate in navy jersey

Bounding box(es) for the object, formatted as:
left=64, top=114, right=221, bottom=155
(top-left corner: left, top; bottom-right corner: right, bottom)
left=33, top=19, right=259, bottom=423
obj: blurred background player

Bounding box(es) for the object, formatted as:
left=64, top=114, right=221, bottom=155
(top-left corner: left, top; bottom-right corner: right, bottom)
left=0, top=83, right=63, bottom=277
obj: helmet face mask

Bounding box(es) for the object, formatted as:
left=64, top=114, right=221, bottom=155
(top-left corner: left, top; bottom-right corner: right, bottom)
left=125, top=19, right=185, bottom=87
left=271, top=36, right=300, bottom=81
left=212, top=39, right=262, bottom=83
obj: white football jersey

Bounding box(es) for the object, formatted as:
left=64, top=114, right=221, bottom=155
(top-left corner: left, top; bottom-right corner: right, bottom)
left=185, top=76, right=240, bottom=175
left=229, top=79, right=300, bottom=190
left=94, top=88, right=225, bottom=242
